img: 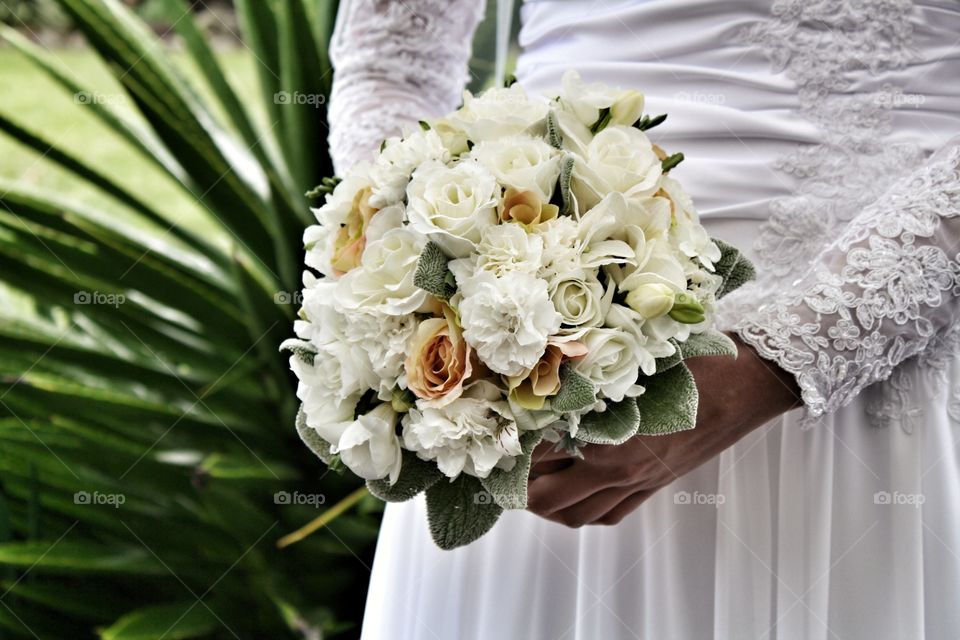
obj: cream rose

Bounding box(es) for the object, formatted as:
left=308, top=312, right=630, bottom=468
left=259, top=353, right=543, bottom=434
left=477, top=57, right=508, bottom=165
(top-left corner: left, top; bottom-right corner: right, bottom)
left=507, top=338, right=588, bottom=410
left=499, top=187, right=559, bottom=227
left=404, top=307, right=473, bottom=408
left=571, top=125, right=663, bottom=211
left=406, top=160, right=500, bottom=258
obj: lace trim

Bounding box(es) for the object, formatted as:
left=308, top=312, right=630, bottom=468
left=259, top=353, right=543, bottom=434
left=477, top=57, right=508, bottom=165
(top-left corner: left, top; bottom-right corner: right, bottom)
left=328, top=0, right=485, bottom=172
left=735, top=147, right=960, bottom=426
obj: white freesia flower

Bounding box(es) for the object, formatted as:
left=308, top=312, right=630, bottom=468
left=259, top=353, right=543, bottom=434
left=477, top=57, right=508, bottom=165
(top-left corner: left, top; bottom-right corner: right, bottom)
left=468, top=134, right=561, bottom=201
left=402, top=381, right=522, bottom=478
left=337, top=227, right=428, bottom=315
left=369, top=129, right=450, bottom=208
left=456, top=270, right=561, bottom=376
left=406, top=160, right=500, bottom=258
left=450, top=84, right=549, bottom=141
left=335, top=404, right=403, bottom=484
left=449, top=223, right=543, bottom=281
left=660, top=175, right=721, bottom=269
left=560, top=69, right=645, bottom=129
left=571, top=125, right=663, bottom=211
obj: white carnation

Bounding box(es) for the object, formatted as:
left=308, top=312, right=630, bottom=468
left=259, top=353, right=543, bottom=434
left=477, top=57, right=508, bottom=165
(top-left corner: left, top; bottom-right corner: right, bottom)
left=406, top=160, right=500, bottom=258
left=449, top=223, right=543, bottom=281
left=455, top=270, right=561, bottom=376
left=401, top=382, right=522, bottom=479
left=369, top=129, right=449, bottom=208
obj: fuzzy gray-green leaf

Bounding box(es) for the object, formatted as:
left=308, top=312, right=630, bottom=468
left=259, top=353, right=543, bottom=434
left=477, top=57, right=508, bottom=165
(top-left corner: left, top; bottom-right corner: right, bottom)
left=576, top=398, right=641, bottom=445
left=558, top=155, right=575, bottom=216
left=426, top=474, right=503, bottom=550
left=551, top=364, right=597, bottom=413
left=678, top=330, right=738, bottom=360
left=479, top=430, right=543, bottom=510
left=711, top=238, right=757, bottom=298
left=635, top=362, right=699, bottom=435
left=414, top=242, right=456, bottom=300
left=367, top=450, right=443, bottom=503
left=546, top=110, right=562, bottom=149
left=295, top=405, right=336, bottom=465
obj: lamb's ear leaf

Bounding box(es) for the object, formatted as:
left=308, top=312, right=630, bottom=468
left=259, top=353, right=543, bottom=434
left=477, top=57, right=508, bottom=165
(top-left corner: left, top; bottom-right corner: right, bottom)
left=635, top=362, right=698, bottom=436
left=678, top=330, right=738, bottom=360
left=711, top=238, right=756, bottom=298
left=367, top=450, right=444, bottom=503
left=426, top=474, right=503, bottom=550
left=558, top=155, right=575, bottom=216
left=654, top=338, right=683, bottom=372
left=551, top=364, right=597, bottom=413
left=546, top=110, right=563, bottom=149
left=414, top=242, right=456, bottom=300
left=295, top=405, right=336, bottom=465
left=576, top=398, right=641, bottom=445
left=480, top=431, right=543, bottom=510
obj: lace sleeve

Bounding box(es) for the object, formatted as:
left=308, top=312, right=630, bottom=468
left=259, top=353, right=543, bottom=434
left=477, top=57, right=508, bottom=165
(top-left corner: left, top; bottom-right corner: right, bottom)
left=734, top=140, right=960, bottom=419
left=328, top=0, right=486, bottom=173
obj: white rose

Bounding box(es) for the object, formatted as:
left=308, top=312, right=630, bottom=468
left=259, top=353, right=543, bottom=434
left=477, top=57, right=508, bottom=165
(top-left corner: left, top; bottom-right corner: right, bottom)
left=468, top=134, right=561, bottom=202
left=335, top=404, right=403, bottom=483
left=450, top=85, right=549, bottom=141
left=574, top=325, right=649, bottom=401
left=290, top=354, right=357, bottom=447
left=336, top=227, right=428, bottom=315
left=559, top=69, right=646, bottom=129
left=406, top=160, right=500, bottom=258
left=369, top=129, right=449, bottom=208
left=401, top=381, right=521, bottom=479
left=571, top=125, right=663, bottom=211
left=455, top=270, right=561, bottom=376
left=549, top=272, right=613, bottom=328
left=449, top=223, right=543, bottom=281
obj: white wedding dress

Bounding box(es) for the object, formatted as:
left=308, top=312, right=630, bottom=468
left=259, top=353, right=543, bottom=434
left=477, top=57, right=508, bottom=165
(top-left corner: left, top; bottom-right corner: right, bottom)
left=327, top=1, right=960, bottom=638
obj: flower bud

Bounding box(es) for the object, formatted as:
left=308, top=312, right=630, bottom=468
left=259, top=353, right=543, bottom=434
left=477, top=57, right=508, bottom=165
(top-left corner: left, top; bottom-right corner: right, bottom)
left=611, top=89, right=645, bottom=127
left=625, top=283, right=675, bottom=319
left=668, top=292, right=706, bottom=324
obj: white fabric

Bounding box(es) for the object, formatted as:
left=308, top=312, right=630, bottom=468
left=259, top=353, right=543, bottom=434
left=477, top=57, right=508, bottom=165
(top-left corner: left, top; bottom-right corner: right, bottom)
left=328, top=1, right=960, bottom=638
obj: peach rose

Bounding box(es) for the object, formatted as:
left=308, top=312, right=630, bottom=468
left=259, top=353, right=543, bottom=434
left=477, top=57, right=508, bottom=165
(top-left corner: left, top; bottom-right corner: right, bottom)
left=499, top=187, right=559, bottom=227
left=507, top=338, right=588, bottom=410
left=331, top=186, right=378, bottom=274
left=405, top=307, right=473, bottom=407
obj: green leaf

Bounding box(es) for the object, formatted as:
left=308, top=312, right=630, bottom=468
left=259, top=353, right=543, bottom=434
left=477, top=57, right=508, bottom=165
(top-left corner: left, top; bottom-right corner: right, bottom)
left=551, top=364, right=597, bottom=413
left=99, top=602, right=218, bottom=640
left=0, top=541, right=164, bottom=575
left=413, top=242, right=457, bottom=300
left=557, top=155, right=575, bottom=216
left=589, top=107, right=612, bottom=134
left=479, top=431, right=543, bottom=510
left=654, top=338, right=683, bottom=372
left=367, top=451, right=443, bottom=503
left=576, top=398, right=641, bottom=445
left=661, top=152, right=684, bottom=172
left=546, top=110, right=562, bottom=148
left=678, top=330, right=738, bottom=360
left=635, top=113, right=667, bottom=131
left=425, top=474, right=503, bottom=550
left=636, top=362, right=699, bottom=435
left=712, top=238, right=757, bottom=298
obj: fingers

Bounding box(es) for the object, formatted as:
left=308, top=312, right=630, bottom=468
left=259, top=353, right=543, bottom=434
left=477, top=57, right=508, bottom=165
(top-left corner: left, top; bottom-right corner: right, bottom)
left=531, top=440, right=573, bottom=464
left=529, top=458, right=573, bottom=478
left=593, top=489, right=653, bottom=526
left=527, top=461, right=612, bottom=517
left=542, top=486, right=634, bottom=528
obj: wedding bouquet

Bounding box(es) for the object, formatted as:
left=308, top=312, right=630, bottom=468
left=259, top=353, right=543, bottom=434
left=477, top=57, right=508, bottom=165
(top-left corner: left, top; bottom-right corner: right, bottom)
left=282, top=71, right=755, bottom=549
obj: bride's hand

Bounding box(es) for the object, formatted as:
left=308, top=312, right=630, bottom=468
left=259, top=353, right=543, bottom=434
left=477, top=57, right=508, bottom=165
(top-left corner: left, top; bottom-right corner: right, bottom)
left=526, top=333, right=802, bottom=527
